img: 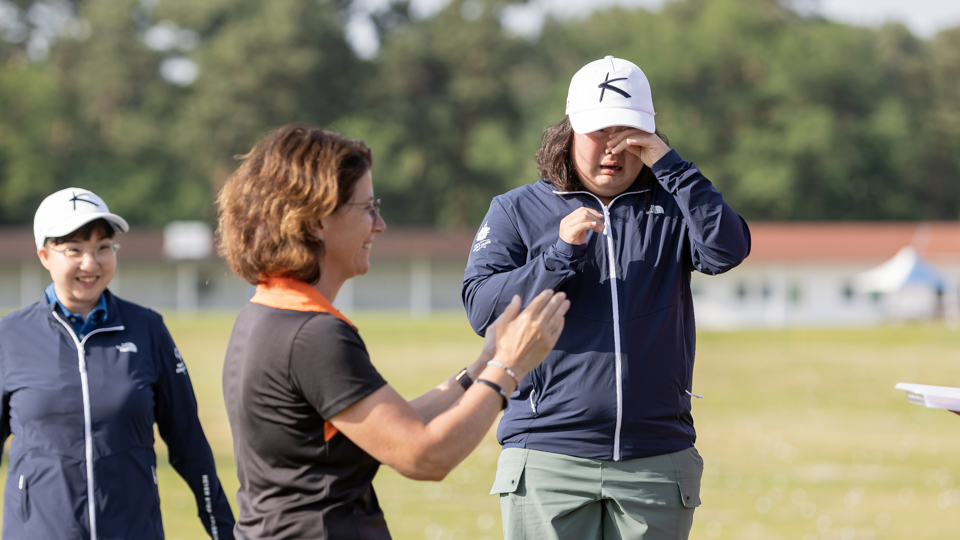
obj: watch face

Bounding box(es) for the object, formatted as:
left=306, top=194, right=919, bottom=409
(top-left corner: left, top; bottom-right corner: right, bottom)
left=456, top=368, right=472, bottom=390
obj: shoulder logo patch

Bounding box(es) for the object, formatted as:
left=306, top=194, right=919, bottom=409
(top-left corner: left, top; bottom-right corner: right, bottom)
left=174, top=347, right=187, bottom=374
left=473, top=221, right=492, bottom=252
left=475, top=221, right=490, bottom=241
left=116, top=342, right=138, bottom=353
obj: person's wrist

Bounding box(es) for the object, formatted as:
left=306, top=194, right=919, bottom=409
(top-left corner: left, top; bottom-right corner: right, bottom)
left=487, top=360, right=520, bottom=385
left=467, top=354, right=488, bottom=380
left=479, top=363, right=518, bottom=394
left=491, top=353, right=527, bottom=380
left=455, top=367, right=474, bottom=391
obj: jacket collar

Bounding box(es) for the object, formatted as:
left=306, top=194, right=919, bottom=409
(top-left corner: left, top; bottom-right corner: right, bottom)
left=251, top=276, right=356, bottom=329
left=538, top=175, right=652, bottom=199
left=41, top=287, right=125, bottom=328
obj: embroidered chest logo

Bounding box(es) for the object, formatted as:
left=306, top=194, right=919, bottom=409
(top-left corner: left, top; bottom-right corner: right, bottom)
left=473, top=221, right=492, bottom=252
left=598, top=73, right=630, bottom=102
left=174, top=347, right=187, bottom=374
left=116, top=342, right=138, bottom=353
left=646, top=205, right=664, bottom=215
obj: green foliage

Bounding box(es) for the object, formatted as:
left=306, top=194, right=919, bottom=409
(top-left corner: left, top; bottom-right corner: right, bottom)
left=0, top=62, right=59, bottom=222
left=348, top=0, right=540, bottom=227
left=1, top=0, right=959, bottom=226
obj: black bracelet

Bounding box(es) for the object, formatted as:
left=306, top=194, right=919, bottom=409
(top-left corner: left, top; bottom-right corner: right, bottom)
left=455, top=367, right=473, bottom=391
left=474, top=379, right=508, bottom=410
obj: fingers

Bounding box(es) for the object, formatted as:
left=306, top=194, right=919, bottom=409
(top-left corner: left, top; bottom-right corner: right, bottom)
left=521, top=289, right=555, bottom=319
left=540, top=293, right=569, bottom=339
left=569, top=221, right=604, bottom=236
left=521, top=290, right=568, bottom=339
left=495, top=295, right=521, bottom=327
left=606, top=130, right=669, bottom=165
left=606, top=128, right=649, bottom=148
left=607, top=139, right=637, bottom=155
left=560, top=206, right=605, bottom=244
left=565, top=207, right=603, bottom=220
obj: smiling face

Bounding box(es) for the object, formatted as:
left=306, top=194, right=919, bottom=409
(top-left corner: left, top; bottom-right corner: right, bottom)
left=37, top=226, right=117, bottom=318
left=316, top=170, right=386, bottom=294
left=571, top=125, right=644, bottom=204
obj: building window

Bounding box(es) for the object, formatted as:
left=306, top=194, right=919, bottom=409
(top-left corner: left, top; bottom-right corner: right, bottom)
left=736, top=282, right=748, bottom=302
left=789, top=283, right=803, bottom=305
left=842, top=282, right=854, bottom=302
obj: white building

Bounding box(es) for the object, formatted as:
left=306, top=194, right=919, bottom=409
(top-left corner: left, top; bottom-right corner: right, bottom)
left=2, top=223, right=958, bottom=328
left=692, top=222, right=960, bottom=328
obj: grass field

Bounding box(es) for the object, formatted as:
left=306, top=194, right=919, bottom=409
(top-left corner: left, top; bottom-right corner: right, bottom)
left=2, top=312, right=959, bottom=539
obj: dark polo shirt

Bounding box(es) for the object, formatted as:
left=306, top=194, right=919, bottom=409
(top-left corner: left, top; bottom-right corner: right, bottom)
left=223, top=278, right=389, bottom=539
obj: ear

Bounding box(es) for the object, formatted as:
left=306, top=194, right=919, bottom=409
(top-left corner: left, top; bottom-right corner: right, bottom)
left=37, top=246, right=53, bottom=271
left=305, top=218, right=324, bottom=242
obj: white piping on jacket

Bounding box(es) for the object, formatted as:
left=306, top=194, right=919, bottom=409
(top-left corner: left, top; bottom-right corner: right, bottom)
left=52, top=311, right=124, bottom=540
left=553, top=188, right=647, bottom=461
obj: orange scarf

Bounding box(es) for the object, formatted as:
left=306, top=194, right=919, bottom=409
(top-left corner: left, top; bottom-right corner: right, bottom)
left=250, top=276, right=355, bottom=441
left=251, top=276, right=356, bottom=329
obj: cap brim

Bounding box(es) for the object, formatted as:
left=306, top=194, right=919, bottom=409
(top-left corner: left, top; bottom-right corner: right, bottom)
left=38, top=212, right=130, bottom=247
left=569, top=108, right=656, bottom=135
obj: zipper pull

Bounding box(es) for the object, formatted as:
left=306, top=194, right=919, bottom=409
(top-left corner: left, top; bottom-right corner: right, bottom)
left=686, top=390, right=704, bottom=399
left=19, top=475, right=24, bottom=489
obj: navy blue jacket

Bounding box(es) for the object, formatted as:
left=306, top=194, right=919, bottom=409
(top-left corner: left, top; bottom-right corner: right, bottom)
left=463, top=150, right=751, bottom=461
left=0, top=290, right=235, bottom=539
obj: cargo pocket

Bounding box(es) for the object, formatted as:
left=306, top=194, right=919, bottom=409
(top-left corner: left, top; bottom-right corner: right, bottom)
left=489, top=449, right=527, bottom=497
left=674, top=446, right=703, bottom=509
left=18, top=474, right=29, bottom=521
left=677, top=478, right=701, bottom=509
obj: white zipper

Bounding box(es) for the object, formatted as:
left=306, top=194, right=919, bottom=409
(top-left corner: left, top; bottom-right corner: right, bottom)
left=553, top=189, right=643, bottom=461
left=52, top=311, right=124, bottom=540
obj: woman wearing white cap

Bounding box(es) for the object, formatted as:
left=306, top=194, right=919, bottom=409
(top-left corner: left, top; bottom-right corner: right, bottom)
left=0, top=188, right=235, bottom=539
left=463, top=57, right=752, bottom=539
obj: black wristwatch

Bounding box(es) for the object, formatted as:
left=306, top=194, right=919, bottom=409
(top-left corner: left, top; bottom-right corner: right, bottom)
left=455, top=367, right=473, bottom=391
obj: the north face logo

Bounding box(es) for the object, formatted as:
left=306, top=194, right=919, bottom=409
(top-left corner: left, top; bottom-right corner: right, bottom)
left=116, top=342, right=138, bottom=353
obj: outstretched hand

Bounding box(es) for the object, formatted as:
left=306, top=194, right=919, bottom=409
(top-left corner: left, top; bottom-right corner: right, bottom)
left=606, top=128, right=670, bottom=168
left=492, top=291, right=569, bottom=381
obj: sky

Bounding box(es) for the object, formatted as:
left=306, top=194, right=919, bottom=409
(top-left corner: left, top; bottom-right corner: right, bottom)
left=346, top=0, right=960, bottom=58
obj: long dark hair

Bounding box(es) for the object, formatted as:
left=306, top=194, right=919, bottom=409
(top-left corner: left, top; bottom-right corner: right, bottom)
left=535, top=116, right=669, bottom=192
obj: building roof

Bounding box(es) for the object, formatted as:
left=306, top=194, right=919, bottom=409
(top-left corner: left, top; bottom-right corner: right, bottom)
left=2, top=222, right=958, bottom=264
left=746, top=222, right=960, bottom=263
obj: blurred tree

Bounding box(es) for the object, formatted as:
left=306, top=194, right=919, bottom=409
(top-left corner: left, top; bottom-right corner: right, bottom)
left=0, top=60, right=59, bottom=223
left=337, top=0, right=541, bottom=228
left=2, top=0, right=364, bottom=225
left=1, top=0, right=959, bottom=227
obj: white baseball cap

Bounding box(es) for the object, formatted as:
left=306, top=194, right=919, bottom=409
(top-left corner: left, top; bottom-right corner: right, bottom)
left=565, top=55, right=656, bottom=135
left=34, top=187, right=129, bottom=248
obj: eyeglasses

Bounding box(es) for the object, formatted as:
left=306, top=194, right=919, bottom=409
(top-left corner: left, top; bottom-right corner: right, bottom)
left=50, top=242, right=121, bottom=266
left=343, top=198, right=381, bottom=219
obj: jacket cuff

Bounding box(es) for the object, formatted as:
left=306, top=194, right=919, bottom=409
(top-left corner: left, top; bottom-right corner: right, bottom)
left=554, top=238, right=588, bottom=259
left=650, top=149, right=684, bottom=174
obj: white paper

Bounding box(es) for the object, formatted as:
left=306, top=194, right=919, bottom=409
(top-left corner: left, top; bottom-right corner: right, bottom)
left=895, top=383, right=960, bottom=412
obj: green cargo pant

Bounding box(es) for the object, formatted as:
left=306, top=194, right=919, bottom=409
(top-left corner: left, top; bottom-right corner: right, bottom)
left=491, top=447, right=703, bottom=540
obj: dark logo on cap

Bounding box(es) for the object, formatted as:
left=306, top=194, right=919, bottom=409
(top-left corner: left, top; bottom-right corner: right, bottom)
left=69, top=192, right=98, bottom=210
left=598, top=72, right=630, bottom=102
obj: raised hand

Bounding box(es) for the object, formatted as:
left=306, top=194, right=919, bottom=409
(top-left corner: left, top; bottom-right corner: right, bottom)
left=606, top=128, right=670, bottom=168
left=560, top=207, right=605, bottom=245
